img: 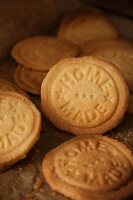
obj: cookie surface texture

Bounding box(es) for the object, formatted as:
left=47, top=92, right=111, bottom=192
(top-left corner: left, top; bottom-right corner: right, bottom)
left=0, top=78, right=28, bottom=98
left=0, top=92, right=41, bottom=170
left=90, top=47, right=133, bottom=92
left=11, top=36, right=79, bottom=71
left=81, top=38, right=133, bottom=55
left=41, top=56, right=129, bottom=135
left=42, top=135, right=133, bottom=200
left=57, top=10, right=118, bottom=45
left=14, top=66, right=47, bottom=95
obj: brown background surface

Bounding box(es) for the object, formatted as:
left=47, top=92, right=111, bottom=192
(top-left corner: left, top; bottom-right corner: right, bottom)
left=0, top=0, right=133, bottom=200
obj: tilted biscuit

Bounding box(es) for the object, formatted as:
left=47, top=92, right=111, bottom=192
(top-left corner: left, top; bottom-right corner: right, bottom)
left=14, top=66, right=47, bottom=95
left=90, top=46, right=133, bottom=92
left=41, top=56, right=129, bottom=135
left=81, top=38, right=133, bottom=56
left=11, top=36, right=80, bottom=71
left=57, top=9, right=118, bottom=45
left=0, top=78, right=29, bottom=98
left=0, top=91, right=41, bottom=170
left=42, top=135, right=133, bottom=200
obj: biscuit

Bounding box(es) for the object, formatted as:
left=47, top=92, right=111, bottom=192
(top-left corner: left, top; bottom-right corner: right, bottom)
left=0, top=91, right=41, bottom=170
left=41, top=56, right=129, bottom=135
left=57, top=10, right=118, bottom=45
left=127, top=93, right=133, bottom=115
left=0, top=78, right=29, bottom=98
left=11, top=36, right=80, bottom=71
left=81, top=38, right=133, bottom=56
left=42, top=135, right=133, bottom=200
left=14, top=66, right=47, bottom=95
left=90, top=46, right=133, bottom=92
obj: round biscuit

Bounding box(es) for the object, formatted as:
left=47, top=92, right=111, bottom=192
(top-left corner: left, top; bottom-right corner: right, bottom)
left=41, top=56, right=129, bottom=135
left=57, top=10, right=118, bottom=45
left=0, top=91, right=41, bottom=170
left=11, top=36, right=80, bottom=71
left=42, top=135, right=133, bottom=200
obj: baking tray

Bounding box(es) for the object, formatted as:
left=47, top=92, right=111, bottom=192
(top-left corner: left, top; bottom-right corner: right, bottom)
left=0, top=8, right=133, bottom=200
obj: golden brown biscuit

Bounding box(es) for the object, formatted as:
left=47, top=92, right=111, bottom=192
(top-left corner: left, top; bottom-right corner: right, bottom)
left=81, top=38, right=133, bottom=56
left=58, top=10, right=118, bottom=45
left=0, top=78, right=29, bottom=98
left=11, top=36, right=80, bottom=71
left=127, top=93, right=133, bottom=115
left=90, top=46, right=133, bottom=92
left=0, top=91, right=41, bottom=170
left=14, top=66, right=47, bottom=95
left=41, top=56, right=129, bottom=135
left=42, top=135, right=133, bottom=200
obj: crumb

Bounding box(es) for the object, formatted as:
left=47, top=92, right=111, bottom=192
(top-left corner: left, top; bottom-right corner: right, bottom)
left=33, top=177, right=42, bottom=191
left=25, top=194, right=35, bottom=200
left=52, top=191, right=56, bottom=196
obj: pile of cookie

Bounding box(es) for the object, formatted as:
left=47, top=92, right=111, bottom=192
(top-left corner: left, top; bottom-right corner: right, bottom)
left=0, top=8, right=133, bottom=200
left=11, top=36, right=79, bottom=95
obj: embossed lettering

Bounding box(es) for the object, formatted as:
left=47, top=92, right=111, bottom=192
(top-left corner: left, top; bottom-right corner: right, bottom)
left=60, top=73, right=75, bottom=88
left=95, top=104, right=108, bottom=114
left=73, top=69, right=85, bottom=81
left=85, top=110, right=96, bottom=121
left=60, top=101, right=77, bottom=117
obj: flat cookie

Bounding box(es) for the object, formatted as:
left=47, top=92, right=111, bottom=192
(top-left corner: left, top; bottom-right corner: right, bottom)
left=57, top=10, right=118, bottom=45
left=42, top=135, right=133, bottom=200
left=0, top=91, right=41, bottom=170
left=127, top=93, right=133, bottom=115
left=14, top=66, right=47, bottom=95
left=41, top=56, right=129, bottom=135
left=0, top=78, right=29, bottom=98
left=11, top=36, right=80, bottom=71
left=81, top=38, right=133, bottom=56
left=90, top=46, right=133, bottom=92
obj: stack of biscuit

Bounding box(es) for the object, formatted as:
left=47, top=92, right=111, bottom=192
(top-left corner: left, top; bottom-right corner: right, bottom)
left=3, top=8, right=133, bottom=200
left=11, top=36, right=80, bottom=95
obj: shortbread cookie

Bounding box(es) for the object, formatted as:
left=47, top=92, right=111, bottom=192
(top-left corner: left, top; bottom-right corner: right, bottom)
left=90, top=47, right=133, bottom=92
left=11, top=36, right=80, bottom=71
left=0, top=78, right=29, bottom=98
left=57, top=10, right=118, bottom=45
left=127, top=94, right=133, bottom=115
left=42, top=135, right=133, bottom=200
left=0, top=91, right=41, bottom=170
left=41, top=56, right=129, bottom=135
left=14, top=66, right=47, bottom=95
left=81, top=38, right=133, bottom=56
